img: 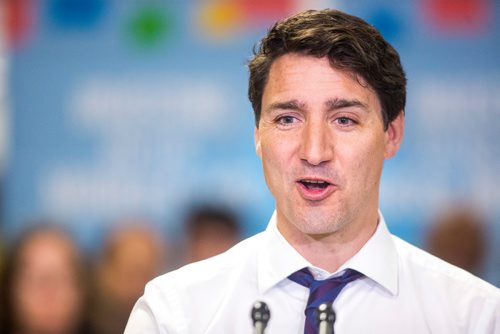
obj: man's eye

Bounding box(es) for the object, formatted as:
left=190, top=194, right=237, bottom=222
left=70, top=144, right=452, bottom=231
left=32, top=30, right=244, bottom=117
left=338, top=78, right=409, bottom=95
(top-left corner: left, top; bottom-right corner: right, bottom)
left=336, top=117, right=353, bottom=125
left=277, top=116, right=296, bottom=124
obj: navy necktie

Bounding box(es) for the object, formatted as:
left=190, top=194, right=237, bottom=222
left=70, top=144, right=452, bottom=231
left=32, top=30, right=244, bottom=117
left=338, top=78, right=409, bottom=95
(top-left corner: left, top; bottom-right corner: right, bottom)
left=288, top=268, right=363, bottom=334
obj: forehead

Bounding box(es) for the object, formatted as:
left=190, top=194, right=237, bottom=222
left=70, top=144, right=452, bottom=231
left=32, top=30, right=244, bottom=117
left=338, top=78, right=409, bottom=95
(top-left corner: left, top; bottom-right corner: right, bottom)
left=262, top=53, right=380, bottom=111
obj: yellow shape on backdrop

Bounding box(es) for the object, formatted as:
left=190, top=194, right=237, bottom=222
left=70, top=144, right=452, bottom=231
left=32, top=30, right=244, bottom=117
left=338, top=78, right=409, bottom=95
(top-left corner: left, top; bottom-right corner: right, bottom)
left=197, top=0, right=245, bottom=41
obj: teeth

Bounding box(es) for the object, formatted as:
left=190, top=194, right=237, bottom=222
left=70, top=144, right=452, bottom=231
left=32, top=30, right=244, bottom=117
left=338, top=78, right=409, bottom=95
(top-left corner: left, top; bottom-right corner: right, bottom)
left=303, top=180, right=326, bottom=184
left=300, top=179, right=329, bottom=190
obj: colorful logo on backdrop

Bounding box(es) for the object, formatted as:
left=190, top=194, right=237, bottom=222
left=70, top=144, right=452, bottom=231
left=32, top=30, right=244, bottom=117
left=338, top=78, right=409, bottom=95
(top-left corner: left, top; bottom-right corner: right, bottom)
left=196, top=0, right=330, bottom=41
left=125, top=5, right=175, bottom=48
left=367, top=8, right=402, bottom=43
left=4, top=0, right=38, bottom=48
left=47, top=0, right=107, bottom=29
left=421, top=0, right=492, bottom=35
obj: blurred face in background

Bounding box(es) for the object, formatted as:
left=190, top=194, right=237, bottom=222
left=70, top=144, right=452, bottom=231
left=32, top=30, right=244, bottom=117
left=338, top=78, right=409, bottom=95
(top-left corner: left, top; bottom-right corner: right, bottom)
left=186, top=222, right=240, bottom=263
left=11, top=231, right=84, bottom=334
left=90, top=224, right=167, bottom=334
left=99, top=227, right=166, bottom=311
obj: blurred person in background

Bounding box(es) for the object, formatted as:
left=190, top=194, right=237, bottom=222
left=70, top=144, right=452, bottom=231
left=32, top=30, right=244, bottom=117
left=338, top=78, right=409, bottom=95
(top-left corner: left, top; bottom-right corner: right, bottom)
left=89, top=221, right=167, bottom=334
left=183, top=206, right=242, bottom=264
left=426, top=205, right=487, bottom=276
left=0, top=224, right=89, bottom=334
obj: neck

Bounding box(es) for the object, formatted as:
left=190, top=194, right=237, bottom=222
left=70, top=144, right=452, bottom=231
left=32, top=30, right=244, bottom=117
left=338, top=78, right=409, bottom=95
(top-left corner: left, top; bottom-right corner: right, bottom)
left=277, top=210, right=379, bottom=273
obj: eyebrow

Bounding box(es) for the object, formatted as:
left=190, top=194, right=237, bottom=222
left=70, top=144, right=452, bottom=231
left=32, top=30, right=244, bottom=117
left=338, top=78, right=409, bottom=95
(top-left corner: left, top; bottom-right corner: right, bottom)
left=265, top=98, right=369, bottom=114
left=266, top=100, right=305, bottom=113
left=325, top=98, right=370, bottom=112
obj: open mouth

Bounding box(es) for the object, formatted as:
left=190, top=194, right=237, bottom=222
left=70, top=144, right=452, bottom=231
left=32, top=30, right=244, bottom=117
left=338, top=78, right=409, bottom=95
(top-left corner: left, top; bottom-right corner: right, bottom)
left=297, top=178, right=335, bottom=201
left=299, top=179, right=331, bottom=190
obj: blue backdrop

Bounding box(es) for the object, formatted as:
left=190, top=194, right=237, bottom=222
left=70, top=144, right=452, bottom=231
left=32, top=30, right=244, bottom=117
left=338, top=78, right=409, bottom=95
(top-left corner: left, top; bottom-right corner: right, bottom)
left=4, top=0, right=500, bottom=284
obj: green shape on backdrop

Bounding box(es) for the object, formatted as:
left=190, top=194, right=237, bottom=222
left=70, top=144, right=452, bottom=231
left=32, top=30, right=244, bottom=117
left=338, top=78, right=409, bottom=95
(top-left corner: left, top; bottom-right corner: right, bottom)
left=126, top=6, right=173, bottom=48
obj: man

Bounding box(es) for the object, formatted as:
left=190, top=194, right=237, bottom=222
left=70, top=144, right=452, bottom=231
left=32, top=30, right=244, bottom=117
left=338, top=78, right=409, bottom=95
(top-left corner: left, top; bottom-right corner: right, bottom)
left=125, top=9, right=500, bottom=333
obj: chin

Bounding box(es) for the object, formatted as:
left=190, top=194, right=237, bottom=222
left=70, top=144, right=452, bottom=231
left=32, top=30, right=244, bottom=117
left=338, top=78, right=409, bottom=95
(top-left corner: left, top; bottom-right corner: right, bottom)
left=293, top=208, right=347, bottom=235
left=299, top=221, right=344, bottom=236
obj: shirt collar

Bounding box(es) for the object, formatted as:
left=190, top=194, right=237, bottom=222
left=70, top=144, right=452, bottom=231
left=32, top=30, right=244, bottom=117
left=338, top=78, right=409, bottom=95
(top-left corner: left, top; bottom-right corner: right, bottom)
left=257, top=210, right=399, bottom=296
left=338, top=212, right=399, bottom=295
left=257, top=211, right=310, bottom=294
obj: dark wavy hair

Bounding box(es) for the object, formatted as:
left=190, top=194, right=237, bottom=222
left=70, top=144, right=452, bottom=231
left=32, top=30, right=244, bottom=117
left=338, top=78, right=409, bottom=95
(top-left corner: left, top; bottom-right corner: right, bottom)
left=248, top=9, right=406, bottom=130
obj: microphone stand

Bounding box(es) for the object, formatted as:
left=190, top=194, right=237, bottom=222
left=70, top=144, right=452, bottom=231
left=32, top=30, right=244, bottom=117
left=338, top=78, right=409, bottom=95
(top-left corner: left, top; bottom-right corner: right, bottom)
left=316, top=302, right=335, bottom=334
left=251, top=301, right=270, bottom=334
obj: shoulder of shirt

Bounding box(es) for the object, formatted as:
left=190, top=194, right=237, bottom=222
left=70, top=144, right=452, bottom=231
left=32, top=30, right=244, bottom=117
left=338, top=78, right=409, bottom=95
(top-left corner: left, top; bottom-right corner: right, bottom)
left=390, top=233, right=500, bottom=298
left=149, top=231, right=266, bottom=290
left=128, top=232, right=268, bottom=331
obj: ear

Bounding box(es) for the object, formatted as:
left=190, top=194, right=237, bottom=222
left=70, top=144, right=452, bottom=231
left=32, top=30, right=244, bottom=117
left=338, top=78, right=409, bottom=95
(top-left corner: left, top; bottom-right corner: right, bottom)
left=254, top=127, right=262, bottom=159
left=384, top=112, right=405, bottom=160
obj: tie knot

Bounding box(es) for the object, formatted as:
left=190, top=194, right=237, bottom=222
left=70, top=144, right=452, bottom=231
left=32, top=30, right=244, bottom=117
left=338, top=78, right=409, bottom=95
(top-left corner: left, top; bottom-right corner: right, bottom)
left=288, top=267, right=362, bottom=289
left=288, top=267, right=364, bottom=334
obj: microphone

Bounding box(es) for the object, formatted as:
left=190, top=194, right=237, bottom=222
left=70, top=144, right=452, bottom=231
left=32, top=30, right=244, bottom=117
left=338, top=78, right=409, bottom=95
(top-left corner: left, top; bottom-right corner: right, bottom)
left=316, top=302, right=335, bottom=334
left=251, top=301, right=270, bottom=334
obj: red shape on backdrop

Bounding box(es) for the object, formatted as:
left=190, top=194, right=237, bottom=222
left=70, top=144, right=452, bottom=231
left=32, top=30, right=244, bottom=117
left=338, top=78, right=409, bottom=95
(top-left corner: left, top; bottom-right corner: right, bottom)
left=240, top=0, right=294, bottom=26
left=4, top=0, right=37, bottom=48
left=421, top=0, right=491, bottom=34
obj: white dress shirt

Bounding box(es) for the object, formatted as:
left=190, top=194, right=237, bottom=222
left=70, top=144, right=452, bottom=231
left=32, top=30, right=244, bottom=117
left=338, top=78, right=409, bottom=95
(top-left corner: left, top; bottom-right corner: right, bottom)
left=125, top=212, right=500, bottom=333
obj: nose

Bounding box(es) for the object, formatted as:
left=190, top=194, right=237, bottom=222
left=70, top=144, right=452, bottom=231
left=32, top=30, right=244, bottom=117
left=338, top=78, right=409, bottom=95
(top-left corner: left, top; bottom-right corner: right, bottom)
left=299, top=119, right=333, bottom=166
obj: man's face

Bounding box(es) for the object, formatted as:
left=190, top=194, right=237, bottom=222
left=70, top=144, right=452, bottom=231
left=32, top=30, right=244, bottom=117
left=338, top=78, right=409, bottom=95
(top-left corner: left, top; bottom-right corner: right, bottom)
left=255, top=53, right=403, bottom=239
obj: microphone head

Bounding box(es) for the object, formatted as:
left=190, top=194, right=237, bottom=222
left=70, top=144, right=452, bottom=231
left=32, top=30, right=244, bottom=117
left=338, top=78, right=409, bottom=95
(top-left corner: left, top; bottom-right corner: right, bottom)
left=251, top=301, right=271, bottom=327
left=316, top=302, right=336, bottom=323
